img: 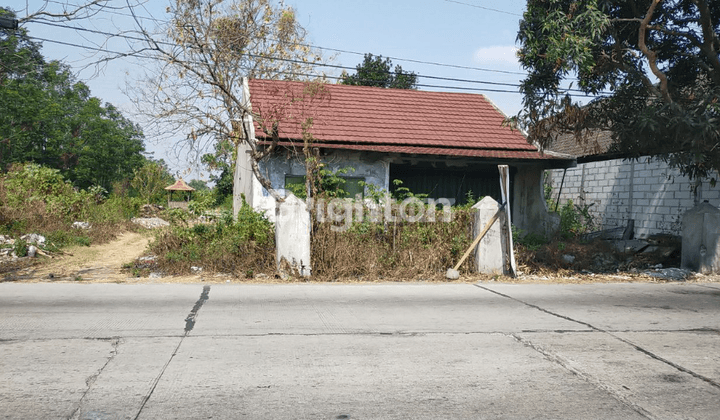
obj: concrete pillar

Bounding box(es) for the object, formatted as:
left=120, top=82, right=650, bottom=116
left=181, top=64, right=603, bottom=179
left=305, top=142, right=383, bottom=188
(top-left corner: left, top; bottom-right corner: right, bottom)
left=233, top=140, right=254, bottom=217
left=681, top=201, right=720, bottom=273
left=275, top=194, right=311, bottom=277
left=513, top=165, right=558, bottom=237
left=473, top=196, right=508, bottom=275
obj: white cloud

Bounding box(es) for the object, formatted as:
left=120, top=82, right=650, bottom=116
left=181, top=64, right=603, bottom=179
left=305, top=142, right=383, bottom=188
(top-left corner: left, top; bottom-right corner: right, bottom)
left=473, top=45, right=520, bottom=67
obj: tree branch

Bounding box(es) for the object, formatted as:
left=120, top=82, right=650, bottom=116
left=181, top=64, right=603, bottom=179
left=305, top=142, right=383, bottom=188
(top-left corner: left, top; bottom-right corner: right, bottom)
left=692, top=0, right=720, bottom=84
left=637, top=0, right=672, bottom=103
left=19, top=0, right=107, bottom=23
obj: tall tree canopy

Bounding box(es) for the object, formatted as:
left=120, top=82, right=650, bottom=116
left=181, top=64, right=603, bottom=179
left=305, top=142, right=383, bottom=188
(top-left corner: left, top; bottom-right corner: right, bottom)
left=516, top=0, right=720, bottom=181
left=340, top=53, right=418, bottom=89
left=0, top=8, right=146, bottom=191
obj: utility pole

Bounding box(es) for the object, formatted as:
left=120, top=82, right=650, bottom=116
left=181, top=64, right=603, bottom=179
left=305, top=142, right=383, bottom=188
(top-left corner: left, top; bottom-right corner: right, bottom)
left=0, top=16, right=19, bottom=30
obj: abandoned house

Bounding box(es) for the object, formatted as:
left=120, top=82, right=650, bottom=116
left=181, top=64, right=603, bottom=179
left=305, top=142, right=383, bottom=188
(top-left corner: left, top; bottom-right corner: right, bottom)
left=234, top=78, right=575, bottom=235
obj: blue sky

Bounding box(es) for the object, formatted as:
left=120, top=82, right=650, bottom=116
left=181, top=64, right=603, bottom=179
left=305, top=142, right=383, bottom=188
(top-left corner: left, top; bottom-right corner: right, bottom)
left=14, top=0, right=533, bottom=179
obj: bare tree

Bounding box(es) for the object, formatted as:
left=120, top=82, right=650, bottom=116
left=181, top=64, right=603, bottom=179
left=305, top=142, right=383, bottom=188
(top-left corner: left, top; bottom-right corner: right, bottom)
left=122, top=0, right=327, bottom=201
left=17, top=0, right=109, bottom=23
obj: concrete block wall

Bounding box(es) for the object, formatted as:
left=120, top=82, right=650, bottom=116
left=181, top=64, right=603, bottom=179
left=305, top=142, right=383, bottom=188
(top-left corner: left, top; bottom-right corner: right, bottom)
left=546, top=157, right=720, bottom=238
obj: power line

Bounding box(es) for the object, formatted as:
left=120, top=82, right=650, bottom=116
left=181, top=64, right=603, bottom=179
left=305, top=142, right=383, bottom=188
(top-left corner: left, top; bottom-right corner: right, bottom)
left=27, top=7, right=528, bottom=76
left=32, top=21, right=613, bottom=95
left=26, top=34, right=606, bottom=100
left=29, top=21, right=599, bottom=91
left=443, top=0, right=522, bottom=17
left=33, top=20, right=531, bottom=88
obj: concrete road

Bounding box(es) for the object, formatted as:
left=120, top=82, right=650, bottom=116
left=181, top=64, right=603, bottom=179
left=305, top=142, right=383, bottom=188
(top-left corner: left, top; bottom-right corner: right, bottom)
left=1, top=282, right=719, bottom=420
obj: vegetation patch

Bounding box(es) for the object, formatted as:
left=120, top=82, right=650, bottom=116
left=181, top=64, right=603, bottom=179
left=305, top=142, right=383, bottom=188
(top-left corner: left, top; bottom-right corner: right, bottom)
left=0, top=163, right=141, bottom=249
left=147, top=203, right=275, bottom=276
left=311, top=202, right=474, bottom=281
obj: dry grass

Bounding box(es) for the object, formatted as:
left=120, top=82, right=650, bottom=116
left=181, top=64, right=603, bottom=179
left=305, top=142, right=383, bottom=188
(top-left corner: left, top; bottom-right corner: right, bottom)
left=311, top=208, right=474, bottom=281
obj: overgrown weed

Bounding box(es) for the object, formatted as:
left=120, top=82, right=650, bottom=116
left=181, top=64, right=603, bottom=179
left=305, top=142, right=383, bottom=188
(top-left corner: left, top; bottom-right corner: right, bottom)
left=0, top=163, right=141, bottom=250
left=148, top=203, right=275, bottom=276
left=311, top=203, right=474, bottom=280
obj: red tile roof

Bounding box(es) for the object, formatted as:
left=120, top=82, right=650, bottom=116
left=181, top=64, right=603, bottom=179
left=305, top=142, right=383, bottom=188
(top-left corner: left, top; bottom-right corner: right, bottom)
left=248, top=79, right=563, bottom=161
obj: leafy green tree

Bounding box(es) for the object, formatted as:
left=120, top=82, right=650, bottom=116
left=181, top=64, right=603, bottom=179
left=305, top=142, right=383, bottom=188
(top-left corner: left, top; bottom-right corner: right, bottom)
left=129, top=159, right=175, bottom=205
left=516, top=0, right=720, bottom=181
left=0, top=7, right=145, bottom=191
left=188, top=179, right=209, bottom=191
left=201, top=138, right=235, bottom=205
left=340, top=53, right=418, bottom=89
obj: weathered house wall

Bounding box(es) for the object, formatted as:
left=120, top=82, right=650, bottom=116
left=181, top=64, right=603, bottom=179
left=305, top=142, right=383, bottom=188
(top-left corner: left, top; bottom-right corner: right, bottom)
left=249, top=149, right=389, bottom=222
left=546, top=157, right=720, bottom=238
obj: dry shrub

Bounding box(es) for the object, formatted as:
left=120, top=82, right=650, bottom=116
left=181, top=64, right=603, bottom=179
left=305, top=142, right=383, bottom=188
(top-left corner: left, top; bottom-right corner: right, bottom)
left=516, top=238, right=622, bottom=274
left=149, top=208, right=276, bottom=276
left=0, top=163, right=142, bottom=248
left=311, top=207, right=474, bottom=280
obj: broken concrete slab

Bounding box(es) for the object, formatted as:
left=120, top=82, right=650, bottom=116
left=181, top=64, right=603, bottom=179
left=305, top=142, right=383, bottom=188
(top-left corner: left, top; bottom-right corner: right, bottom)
left=611, top=240, right=649, bottom=254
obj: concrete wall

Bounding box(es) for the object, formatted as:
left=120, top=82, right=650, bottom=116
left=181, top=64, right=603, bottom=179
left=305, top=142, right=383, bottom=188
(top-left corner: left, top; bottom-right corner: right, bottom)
left=250, top=149, right=389, bottom=222
left=546, top=157, right=720, bottom=238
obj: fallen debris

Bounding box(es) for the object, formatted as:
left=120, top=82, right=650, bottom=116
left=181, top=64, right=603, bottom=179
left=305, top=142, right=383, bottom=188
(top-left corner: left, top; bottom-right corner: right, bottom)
left=642, top=267, right=691, bottom=281
left=131, top=217, right=170, bottom=229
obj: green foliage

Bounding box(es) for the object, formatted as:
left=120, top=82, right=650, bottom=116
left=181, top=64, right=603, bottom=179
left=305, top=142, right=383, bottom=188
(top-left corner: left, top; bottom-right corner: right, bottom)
left=0, top=163, right=142, bottom=252
left=150, top=203, right=275, bottom=274
left=12, top=238, right=28, bottom=257
left=187, top=179, right=209, bottom=191
left=201, top=138, right=235, bottom=206
left=3, top=163, right=93, bottom=219
left=213, top=167, right=234, bottom=206
left=287, top=166, right=356, bottom=199
left=44, top=230, right=91, bottom=250
left=558, top=199, right=595, bottom=239
left=391, top=179, right=429, bottom=201
left=358, top=181, right=386, bottom=204
left=512, top=225, right=547, bottom=251
left=85, top=195, right=143, bottom=224
left=516, top=0, right=720, bottom=181
left=187, top=189, right=215, bottom=215
left=164, top=208, right=193, bottom=226
left=130, top=160, right=174, bottom=204
left=544, top=180, right=555, bottom=210
left=453, top=190, right=479, bottom=210
left=340, top=53, right=418, bottom=89
left=0, top=8, right=146, bottom=191
left=311, top=205, right=474, bottom=279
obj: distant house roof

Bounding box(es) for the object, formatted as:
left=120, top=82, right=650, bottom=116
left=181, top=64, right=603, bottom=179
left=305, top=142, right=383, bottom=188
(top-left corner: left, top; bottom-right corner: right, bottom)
left=545, top=130, right=620, bottom=163
left=247, top=79, right=572, bottom=163
left=164, top=179, right=195, bottom=191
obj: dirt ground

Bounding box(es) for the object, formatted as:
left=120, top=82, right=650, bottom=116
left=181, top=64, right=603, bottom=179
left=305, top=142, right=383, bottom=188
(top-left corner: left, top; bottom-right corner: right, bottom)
left=2, top=231, right=719, bottom=285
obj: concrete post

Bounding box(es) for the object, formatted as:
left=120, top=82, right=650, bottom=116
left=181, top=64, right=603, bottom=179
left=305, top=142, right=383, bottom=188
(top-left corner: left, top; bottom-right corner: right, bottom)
left=275, top=194, right=312, bottom=277
left=233, top=77, right=257, bottom=218
left=681, top=201, right=720, bottom=274
left=514, top=165, right=559, bottom=237
left=473, top=196, right=507, bottom=275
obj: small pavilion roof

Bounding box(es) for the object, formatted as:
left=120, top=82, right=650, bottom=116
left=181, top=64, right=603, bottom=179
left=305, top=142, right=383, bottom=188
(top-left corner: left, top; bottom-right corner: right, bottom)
left=164, top=179, right=195, bottom=191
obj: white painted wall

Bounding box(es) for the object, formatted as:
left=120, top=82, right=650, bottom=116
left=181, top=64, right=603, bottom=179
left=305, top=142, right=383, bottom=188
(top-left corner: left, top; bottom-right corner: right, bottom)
left=275, top=194, right=311, bottom=277
left=546, top=157, right=720, bottom=238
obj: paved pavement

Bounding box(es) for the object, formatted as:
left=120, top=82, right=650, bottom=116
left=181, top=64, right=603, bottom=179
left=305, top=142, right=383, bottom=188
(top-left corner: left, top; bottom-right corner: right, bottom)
left=1, top=282, right=719, bottom=419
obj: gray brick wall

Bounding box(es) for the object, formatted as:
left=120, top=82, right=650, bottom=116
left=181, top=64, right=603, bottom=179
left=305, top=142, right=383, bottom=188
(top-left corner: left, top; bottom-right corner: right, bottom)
left=546, top=157, right=720, bottom=238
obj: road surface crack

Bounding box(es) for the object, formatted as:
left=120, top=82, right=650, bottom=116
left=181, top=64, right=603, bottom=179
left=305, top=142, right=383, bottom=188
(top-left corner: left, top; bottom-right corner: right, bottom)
left=473, top=284, right=720, bottom=392
left=68, top=337, right=121, bottom=420
left=133, top=285, right=211, bottom=420
left=508, top=333, right=656, bottom=420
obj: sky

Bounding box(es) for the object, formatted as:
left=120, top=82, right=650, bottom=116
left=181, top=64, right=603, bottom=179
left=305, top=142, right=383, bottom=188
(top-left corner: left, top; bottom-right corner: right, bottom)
left=13, top=0, right=538, bottom=181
